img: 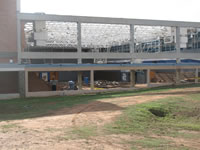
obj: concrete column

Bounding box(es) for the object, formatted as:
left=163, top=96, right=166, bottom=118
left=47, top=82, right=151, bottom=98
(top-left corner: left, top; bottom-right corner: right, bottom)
left=77, top=22, right=82, bottom=64
left=18, top=71, right=28, bottom=98
left=130, top=24, right=135, bottom=64
left=17, top=0, right=21, bottom=12
left=78, top=58, right=82, bottom=64
left=77, top=71, right=83, bottom=90
left=176, top=27, right=180, bottom=62
left=195, top=68, right=199, bottom=83
left=175, top=27, right=181, bottom=85
left=176, top=69, right=181, bottom=84
left=90, top=70, right=94, bottom=90
left=17, top=18, right=21, bottom=64
left=176, top=58, right=181, bottom=64
left=130, top=70, right=136, bottom=87
left=147, top=69, right=150, bottom=87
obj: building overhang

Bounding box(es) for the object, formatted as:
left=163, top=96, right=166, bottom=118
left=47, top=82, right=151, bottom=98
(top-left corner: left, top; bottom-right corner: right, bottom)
left=0, top=64, right=25, bottom=72
left=0, top=63, right=200, bottom=72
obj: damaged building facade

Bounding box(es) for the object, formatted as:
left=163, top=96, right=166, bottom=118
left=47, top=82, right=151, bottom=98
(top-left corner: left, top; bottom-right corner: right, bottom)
left=0, top=0, right=200, bottom=99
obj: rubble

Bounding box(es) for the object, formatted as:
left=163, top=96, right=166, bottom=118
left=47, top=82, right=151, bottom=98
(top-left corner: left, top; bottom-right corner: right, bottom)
left=95, top=80, right=119, bottom=88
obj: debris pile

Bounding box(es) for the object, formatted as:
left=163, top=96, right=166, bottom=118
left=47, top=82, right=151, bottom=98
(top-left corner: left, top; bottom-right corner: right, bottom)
left=95, top=80, right=119, bottom=88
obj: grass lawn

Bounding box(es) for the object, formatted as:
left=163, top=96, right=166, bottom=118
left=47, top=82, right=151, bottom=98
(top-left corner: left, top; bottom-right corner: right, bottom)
left=106, top=92, right=200, bottom=149
left=0, top=83, right=200, bottom=149
left=0, top=83, right=200, bottom=121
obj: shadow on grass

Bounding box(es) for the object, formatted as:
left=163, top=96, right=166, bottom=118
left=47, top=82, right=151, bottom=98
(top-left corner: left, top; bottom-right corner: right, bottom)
left=0, top=83, right=199, bottom=121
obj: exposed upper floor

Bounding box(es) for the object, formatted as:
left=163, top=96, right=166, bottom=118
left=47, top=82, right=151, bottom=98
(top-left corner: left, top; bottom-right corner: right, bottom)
left=1, top=0, right=200, bottom=65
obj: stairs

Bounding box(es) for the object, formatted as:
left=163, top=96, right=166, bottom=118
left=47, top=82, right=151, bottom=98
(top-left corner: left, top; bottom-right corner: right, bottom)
left=28, top=72, right=51, bottom=92
left=154, top=71, right=195, bottom=83
left=155, top=72, right=175, bottom=83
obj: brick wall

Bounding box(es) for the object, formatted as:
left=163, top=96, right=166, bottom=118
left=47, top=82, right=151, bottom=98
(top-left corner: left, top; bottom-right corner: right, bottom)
left=0, top=0, right=17, bottom=63
left=0, top=72, right=18, bottom=94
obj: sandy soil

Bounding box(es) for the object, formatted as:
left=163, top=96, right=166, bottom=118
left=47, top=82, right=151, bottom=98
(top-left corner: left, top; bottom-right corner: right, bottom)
left=0, top=87, right=200, bottom=150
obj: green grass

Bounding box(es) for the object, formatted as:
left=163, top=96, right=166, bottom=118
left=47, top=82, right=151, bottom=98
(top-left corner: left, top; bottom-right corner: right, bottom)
left=56, top=126, right=98, bottom=141
left=104, top=92, right=200, bottom=149
left=1, top=84, right=199, bottom=149
left=130, top=137, right=173, bottom=150
left=106, top=93, right=200, bottom=135
left=130, top=137, right=190, bottom=150
left=70, top=126, right=98, bottom=139
left=0, top=83, right=199, bottom=121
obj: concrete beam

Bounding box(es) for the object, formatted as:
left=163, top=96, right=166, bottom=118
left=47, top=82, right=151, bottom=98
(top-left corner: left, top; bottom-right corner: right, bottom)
left=21, top=52, right=131, bottom=59
left=24, top=64, right=200, bottom=72
left=0, top=52, right=18, bottom=58
left=18, top=13, right=200, bottom=28
left=0, top=94, right=20, bottom=100
left=90, top=70, right=94, bottom=90
left=21, top=51, right=200, bottom=60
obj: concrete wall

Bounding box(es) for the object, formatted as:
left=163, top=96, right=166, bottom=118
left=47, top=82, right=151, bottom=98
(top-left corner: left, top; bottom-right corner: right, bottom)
left=0, top=72, right=18, bottom=94
left=0, top=0, right=17, bottom=63
left=94, top=71, right=121, bottom=81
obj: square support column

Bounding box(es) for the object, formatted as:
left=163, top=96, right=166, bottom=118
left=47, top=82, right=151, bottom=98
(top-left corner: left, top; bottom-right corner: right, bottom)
left=77, top=22, right=82, bottom=64
left=130, top=70, right=135, bottom=87
left=130, top=24, right=135, bottom=64
left=176, top=27, right=181, bottom=62
left=90, top=70, right=94, bottom=90
left=17, top=18, right=22, bottom=64
left=77, top=71, right=83, bottom=90
left=147, top=69, right=151, bottom=87
left=17, top=0, right=21, bottom=12
left=18, top=71, right=28, bottom=98
left=195, top=68, right=199, bottom=83
left=176, top=69, right=181, bottom=84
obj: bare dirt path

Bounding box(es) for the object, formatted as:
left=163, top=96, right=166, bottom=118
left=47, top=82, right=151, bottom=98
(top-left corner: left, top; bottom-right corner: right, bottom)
left=0, top=87, right=200, bottom=150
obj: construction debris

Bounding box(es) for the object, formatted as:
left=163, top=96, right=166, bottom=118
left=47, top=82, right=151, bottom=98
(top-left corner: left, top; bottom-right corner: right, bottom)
left=95, top=80, right=119, bottom=88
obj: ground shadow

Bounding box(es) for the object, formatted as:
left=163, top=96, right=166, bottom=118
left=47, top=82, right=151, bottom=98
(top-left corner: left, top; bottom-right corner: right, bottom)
left=0, top=100, right=123, bottom=121
left=0, top=83, right=199, bottom=121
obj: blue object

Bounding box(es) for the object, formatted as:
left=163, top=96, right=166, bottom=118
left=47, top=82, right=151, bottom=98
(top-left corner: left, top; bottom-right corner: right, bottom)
left=84, top=77, right=89, bottom=85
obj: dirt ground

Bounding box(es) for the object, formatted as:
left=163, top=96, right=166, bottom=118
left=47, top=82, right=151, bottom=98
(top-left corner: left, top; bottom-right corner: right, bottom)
left=0, top=87, right=200, bottom=150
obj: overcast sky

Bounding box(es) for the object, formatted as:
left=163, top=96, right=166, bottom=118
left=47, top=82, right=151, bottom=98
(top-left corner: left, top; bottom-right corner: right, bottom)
left=21, top=0, right=200, bottom=22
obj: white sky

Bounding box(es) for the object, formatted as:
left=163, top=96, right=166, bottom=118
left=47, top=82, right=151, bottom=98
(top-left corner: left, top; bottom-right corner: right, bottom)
left=21, top=0, right=200, bottom=22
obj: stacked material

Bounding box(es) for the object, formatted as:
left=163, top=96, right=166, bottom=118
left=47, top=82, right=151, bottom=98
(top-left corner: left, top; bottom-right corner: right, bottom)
left=95, top=80, right=119, bottom=88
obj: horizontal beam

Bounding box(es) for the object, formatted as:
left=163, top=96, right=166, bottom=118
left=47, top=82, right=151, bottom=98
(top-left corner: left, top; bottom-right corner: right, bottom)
left=21, top=52, right=131, bottom=59
left=21, top=52, right=200, bottom=60
left=0, top=93, right=20, bottom=100
left=18, top=13, right=200, bottom=27
left=0, top=64, right=25, bottom=72
left=0, top=68, right=24, bottom=72
left=0, top=63, right=199, bottom=72
left=25, top=64, right=200, bottom=72
left=134, top=52, right=200, bottom=59
left=0, top=52, right=17, bottom=58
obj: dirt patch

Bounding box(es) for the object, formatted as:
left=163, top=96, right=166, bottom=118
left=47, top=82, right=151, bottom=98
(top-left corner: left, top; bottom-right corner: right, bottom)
left=0, top=87, right=200, bottom=149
